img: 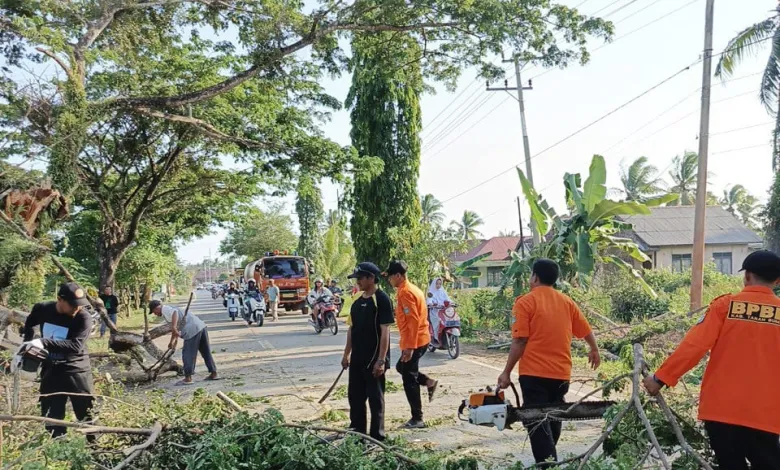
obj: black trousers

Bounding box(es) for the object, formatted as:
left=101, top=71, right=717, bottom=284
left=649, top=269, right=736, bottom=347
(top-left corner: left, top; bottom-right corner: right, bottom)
left=518, top=375, right=570, bottom=465
left=348, top=364, right=386, bottom=441
left=395, top=346, right=432, bottom=421
left=39, top=366, right=95, bottom=437
left=705, top=421, right=780, bottom=470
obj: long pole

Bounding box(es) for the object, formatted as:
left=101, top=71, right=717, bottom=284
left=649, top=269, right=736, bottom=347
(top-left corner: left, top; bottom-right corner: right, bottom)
left=513, top=57, right=540, bottom=246
left=487, top=56, right=539, bottom=245
left=690, top=0, right=715, bottom=310
left=517, top=197, right=526, bottom=258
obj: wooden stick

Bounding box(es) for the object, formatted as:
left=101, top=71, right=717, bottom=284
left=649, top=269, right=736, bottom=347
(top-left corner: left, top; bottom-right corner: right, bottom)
left=216, top=391, right=243, bottom=412
left=111, top=422, right=163, bottom=470
left=641, top=367, right=713, bottom=470
left=631, top=344, right=670, bottom=470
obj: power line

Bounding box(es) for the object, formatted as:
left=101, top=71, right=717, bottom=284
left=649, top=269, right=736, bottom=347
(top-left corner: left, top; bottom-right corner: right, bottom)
left=710, top=121, right=773, bottom=137
left=423, top=92, right=495, bottom=150
left=425, top=95, right=512, bottom=160
left=441, top=60, right=698, bottom=204
left=422, top=84, right=484, bottom=138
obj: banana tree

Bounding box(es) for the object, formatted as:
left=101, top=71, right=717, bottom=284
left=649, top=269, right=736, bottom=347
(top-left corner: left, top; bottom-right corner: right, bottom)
left=507, top=155, right=677, bottom=296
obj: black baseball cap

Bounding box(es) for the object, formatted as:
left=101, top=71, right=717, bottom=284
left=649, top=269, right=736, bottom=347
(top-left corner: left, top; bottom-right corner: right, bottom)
left=57, top=282, right=91, bottom=308
left=740, top=250, right=780, bottom=281
left=347, top=262, right=382, bottom=280
left=148, top=299, right=162, bottom=312
left=384, top=260, right=408, bottom=277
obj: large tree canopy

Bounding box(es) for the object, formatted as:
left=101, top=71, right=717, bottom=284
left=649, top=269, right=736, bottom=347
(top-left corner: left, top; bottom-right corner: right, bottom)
left=219, top=206, right=298, bottom=263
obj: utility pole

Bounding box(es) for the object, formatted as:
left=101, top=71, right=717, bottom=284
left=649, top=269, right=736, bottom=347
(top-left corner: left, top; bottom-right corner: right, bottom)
left=690, top=0, right=715, bottom=310
left=487, top=55, right=540, bottom=245
left=516, top=197, right=526, bottom=258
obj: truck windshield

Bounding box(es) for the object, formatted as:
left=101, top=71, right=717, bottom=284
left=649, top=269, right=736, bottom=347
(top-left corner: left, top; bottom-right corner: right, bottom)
left=263, top=258, right=306, bottom=279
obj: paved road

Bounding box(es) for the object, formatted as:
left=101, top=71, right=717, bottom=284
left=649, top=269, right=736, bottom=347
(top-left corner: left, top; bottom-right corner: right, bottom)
left=150, top=290, right=604, bottom=467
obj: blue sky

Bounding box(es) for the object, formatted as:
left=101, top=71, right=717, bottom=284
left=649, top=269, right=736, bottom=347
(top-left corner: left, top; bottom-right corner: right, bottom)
left=178, top=0, right=777, bottom=264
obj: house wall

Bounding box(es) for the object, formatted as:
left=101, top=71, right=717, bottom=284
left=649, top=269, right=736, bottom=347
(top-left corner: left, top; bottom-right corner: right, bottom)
left=456, top=262, right=510, bottom=288
left=651, top=244, right=750, bottom=274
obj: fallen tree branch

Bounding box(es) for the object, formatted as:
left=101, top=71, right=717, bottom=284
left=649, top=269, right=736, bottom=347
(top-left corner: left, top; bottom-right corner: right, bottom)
left=275, top=424, right=419, bottom=466
left=631, top=344, right=670, bottom=469
left=111, top=422, right=163, bottom=470
left=216, top=391, right=244, bottom=413
left=0, top=415, right=153, bottom=435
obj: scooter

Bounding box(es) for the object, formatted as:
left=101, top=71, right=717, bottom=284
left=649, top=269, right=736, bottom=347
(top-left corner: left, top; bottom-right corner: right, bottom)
left=226, top=293, right=243, bottom=321
left=309, top=296, right=338, bottom=335
left=427, top=301, right=461, bottom=359
left=243, top=293, right=266, bottom=327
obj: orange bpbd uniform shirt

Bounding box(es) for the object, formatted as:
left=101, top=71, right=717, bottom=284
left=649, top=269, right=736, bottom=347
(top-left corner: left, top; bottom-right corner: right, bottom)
left=512, top=286, right=593, bottom=381
left=655, top=286, right=780, bottom=434
left=395, top=280, right=431, bottom=350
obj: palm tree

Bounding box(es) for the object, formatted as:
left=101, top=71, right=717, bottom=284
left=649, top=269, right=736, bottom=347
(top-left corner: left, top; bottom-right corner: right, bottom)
left=451, top=210, right=484, bottom=241
left=619, top=156, right=665, bottom=202
left=498, top=230, right=519, bottom=237
left=420, top=194, right=445, bottom=227
left=715, top=6, right=780, bottom=169
left=721, top=185, right=749, bottom=214
left=668, top=152, right=699, bottom=205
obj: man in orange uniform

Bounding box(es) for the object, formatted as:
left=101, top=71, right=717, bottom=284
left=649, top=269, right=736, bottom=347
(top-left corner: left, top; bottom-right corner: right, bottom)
left=644, top=250, right=780, bottom=468
left=498, top=259, right=600, bottom=465
left=385, top=260, right=439, bottom=429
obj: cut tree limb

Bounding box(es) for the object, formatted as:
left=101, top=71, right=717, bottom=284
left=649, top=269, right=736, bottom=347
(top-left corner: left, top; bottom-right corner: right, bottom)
left=111, top=422, right=163, bottom=470
left=216, top=391, right=243, bottom=412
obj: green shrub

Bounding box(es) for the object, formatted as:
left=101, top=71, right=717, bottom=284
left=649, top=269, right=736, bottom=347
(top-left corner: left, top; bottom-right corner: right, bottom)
left=610, top=282, right=671, bottom=323
left=451, top=288, right=513, bottom=337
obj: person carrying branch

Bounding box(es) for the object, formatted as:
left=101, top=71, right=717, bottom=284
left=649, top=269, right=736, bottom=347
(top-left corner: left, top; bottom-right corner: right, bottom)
left=384, top=260, right=438, bottom=429
left=644, top=250, right=780, bottom=468
left=342, top=262, right=394, bottom=441
left=22, top=282, right=94, bottom=437
left=149, top=300, right=217, bottom=385
left=497, top=259, right=600, bottom=466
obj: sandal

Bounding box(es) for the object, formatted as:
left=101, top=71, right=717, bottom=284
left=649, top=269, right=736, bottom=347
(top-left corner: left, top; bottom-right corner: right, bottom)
left=175, top=380, right=194, bottom=386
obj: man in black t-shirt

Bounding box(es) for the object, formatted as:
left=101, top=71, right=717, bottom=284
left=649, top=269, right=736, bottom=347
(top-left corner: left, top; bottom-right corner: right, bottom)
left=99, top=286, right=119, bottom=337
left=23, top=282, right=93, bottom=437
left=342, top=262, right=394, bottom=441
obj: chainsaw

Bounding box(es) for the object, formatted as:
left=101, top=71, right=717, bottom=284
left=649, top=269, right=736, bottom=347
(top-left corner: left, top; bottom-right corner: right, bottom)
left=458, top=383, right=616, bottom=431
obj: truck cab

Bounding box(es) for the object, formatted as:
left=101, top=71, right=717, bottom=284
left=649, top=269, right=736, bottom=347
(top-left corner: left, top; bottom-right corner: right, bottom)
left=244, top=252, right=313, bottom=315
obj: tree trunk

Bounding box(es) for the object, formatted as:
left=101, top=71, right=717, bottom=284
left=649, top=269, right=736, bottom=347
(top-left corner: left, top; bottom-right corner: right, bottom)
left=134, top=284, right=141, bottom=310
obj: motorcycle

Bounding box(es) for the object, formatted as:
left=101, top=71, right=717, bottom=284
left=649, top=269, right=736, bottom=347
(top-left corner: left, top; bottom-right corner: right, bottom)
left=225, top=293, right=243, bottom=321
left=243, top=292, right=266, bottom=327
left=211, top=287, right=220, bottom=300
left=330, top=288, right=344, bottom=316
left=309, top=295, right=338, bottom=335
left=427, top=301, right=461, bottom=359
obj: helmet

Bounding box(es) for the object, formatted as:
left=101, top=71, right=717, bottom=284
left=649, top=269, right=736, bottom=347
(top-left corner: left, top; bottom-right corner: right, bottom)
left=247, top=279, right=256, bottom=286
left=314, top=279, right=324, bottom=285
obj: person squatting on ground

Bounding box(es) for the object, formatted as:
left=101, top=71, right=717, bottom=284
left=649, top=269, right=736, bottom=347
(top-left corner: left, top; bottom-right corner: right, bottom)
left=23, top=282, right=94, bottom=437
left=342, top=262, right=394, bottom=441
left=149, top=300, right=217, bottom=385
left=385, top=260, right=439, bottom=429
left=498, top=259, right=600, bottom=466
left=99, top=285, right=119, bottom=338
left=644, top=250, right=780, bottom=469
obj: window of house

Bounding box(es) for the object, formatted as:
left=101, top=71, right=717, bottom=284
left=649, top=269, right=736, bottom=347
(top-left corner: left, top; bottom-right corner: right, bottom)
left=470, top=277, right=479, bottom=288
left=487, top=267, right=504, bottom=287
left=713, top=252, right=733, bottom=275
left=672, top=254, right=692, bottom=273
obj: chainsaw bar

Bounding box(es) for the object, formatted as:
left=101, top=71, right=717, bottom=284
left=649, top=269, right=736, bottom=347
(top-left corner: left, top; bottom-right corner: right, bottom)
left=509, top=400, right=617, bottom=423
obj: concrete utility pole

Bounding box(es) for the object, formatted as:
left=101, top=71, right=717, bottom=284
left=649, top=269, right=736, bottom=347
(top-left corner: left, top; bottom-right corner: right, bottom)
left=487, top=55, right=540, bottom=245
left=690, top=0, right=715, bottom=310
left=516, top=196, right=526, bottom=258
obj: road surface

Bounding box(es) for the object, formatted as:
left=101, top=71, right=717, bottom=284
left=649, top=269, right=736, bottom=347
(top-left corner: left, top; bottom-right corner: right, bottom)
left=149, top=290, right=605, bottom=468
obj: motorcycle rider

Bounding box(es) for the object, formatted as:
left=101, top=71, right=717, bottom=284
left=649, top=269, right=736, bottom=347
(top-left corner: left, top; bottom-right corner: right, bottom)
left=222, top=281, right=240, bottom=308
left=307, top=279, right=332, bottom=325
left=329, top=279, right=343, bottom=295
left=243, top=279, right=262, bottom=324
left=426, top=278, right=451, bottom=346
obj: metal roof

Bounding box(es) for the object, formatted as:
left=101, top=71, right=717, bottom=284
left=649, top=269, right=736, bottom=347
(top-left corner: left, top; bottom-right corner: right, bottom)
left=451, top=236, right=528, bottom=262
left=621, top=206, right=762, bottom=248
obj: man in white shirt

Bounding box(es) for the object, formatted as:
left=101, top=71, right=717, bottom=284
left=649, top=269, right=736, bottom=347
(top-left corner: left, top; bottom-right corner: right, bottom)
left=149, top=300, right=217, bottom=385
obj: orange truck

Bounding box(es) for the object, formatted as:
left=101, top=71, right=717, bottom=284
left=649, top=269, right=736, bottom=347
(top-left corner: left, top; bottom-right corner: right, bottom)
left=243, top=252, right=313, bottom=315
